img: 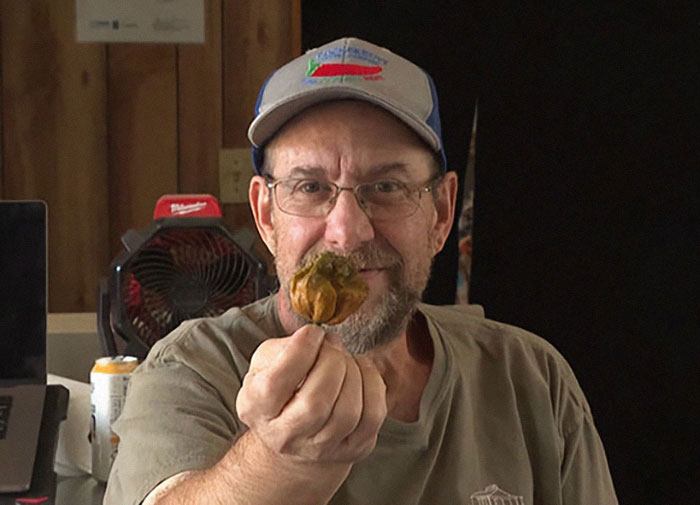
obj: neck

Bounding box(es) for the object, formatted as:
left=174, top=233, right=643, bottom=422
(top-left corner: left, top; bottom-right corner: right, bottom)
left=363, top=313, right=433, bottom=422
left=276, top=290, right=303, bottom=334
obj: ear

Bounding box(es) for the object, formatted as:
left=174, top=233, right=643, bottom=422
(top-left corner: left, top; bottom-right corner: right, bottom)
left=249, top=175, right=276, bottom=255
left=430, top=171, right=458, bottom=256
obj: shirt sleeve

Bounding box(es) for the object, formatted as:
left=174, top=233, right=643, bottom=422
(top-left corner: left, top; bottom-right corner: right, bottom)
left=552, top=358, right=619, bottom=505
left=560, top=408, right=619, bottom=505
left=103, top=360, right=241, bottom=505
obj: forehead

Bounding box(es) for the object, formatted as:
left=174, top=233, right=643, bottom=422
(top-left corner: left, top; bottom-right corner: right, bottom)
left=264, top=100, right=435, bottom=179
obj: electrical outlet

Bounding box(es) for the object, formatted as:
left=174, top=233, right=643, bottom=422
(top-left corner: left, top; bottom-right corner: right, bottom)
left=219, top=148, right=253, bottom=203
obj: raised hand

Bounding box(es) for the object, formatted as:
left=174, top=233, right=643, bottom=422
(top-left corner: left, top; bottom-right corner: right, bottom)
left=236, top=324, right=387, bottom=464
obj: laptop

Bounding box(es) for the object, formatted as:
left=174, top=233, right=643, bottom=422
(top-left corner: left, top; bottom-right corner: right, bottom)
left=0, top=201, right=47, bottom=493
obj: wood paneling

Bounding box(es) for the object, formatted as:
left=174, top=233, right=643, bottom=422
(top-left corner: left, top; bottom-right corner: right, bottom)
left=219, top=0, right=300, bottom=261
left=222, top=0, right=302, bottom=147
left=107, top=44, right=178, bottom=257
left=0, top=0, right=110, bottom=311
left=0, top=0, right=300, bottom=311
left=178, top=0, right=223, bottom=195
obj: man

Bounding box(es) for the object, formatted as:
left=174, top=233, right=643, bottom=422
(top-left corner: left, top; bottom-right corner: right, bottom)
left=105, top=37, right=618, bottom=505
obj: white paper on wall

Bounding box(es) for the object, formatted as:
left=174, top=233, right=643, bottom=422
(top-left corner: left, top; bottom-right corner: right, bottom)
left=76, top=0, right=205, bottom=44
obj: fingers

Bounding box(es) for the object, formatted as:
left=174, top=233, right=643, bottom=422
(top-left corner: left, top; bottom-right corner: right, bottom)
left=237, top=326, right=387, bottom=465
left=307, top=350, right=363, bottom=450
left=237, top=324, right=325, bottom=423
left=275, top=337, right=350, bottom=437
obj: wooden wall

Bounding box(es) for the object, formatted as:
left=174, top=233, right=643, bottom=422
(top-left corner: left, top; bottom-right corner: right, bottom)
left=0, top=0, right=300, bottom=312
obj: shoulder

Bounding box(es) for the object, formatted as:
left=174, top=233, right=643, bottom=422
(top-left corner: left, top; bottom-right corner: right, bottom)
left=138, top=295, right=282, bottom=379
left=419, top=303, right=586, bottom=408
left=419, top=302, right=559, bottom=354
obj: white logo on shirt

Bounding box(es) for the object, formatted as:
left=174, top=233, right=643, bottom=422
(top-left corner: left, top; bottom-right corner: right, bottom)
left=470, top=484, right=525, bottom=505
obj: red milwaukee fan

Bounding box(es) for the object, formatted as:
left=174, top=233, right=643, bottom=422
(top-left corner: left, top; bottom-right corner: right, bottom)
left=98, top=194, right=275, bottom=359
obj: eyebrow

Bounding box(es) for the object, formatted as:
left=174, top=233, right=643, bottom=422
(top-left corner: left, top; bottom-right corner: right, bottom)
left=285, top=165, right=327, bottom=178
left=366, top=163, right=411, bottom=178
left=284, top=162, right=411, bottom=180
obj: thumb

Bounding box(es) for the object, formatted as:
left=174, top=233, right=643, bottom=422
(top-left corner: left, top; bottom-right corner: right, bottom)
left=282, top=323, right=327, bottom=368
left=291, top=323, right=326, bottom=348
left=324, top=331, right=345, bottom=351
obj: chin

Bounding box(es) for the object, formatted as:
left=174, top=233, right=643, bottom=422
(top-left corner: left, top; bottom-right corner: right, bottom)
left=323, top=283, right=421, bottom=355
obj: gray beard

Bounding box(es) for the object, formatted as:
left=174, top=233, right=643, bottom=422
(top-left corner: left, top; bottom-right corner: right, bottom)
left=280, top=256, right=428, bottom=355
left=322, top=280, right=420, bottom=354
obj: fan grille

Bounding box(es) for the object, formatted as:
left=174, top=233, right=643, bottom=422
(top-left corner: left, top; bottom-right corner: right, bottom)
left=120, top=227, right=256, bottom=347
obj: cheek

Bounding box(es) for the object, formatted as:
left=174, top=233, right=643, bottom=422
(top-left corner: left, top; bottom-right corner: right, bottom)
left=380, top=212, right=433, bottom=254
left=272, top=215, right=324, bottom=277
left=272, top=211, right=316, bottom=248
left=415, top=205, right=442, bottom=256
left=379, top=219, right=434, bottom=283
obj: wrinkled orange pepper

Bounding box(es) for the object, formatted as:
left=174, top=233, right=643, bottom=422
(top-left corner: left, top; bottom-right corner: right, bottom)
left=290, top=251, right=368, bottom=324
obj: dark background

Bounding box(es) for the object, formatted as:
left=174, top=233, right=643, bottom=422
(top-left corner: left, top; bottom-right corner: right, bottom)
left=303, top=1, right=699, bottom=502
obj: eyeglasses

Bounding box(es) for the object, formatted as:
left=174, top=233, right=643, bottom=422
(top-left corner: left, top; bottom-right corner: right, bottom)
left=265, top=175, right=442, bottom=221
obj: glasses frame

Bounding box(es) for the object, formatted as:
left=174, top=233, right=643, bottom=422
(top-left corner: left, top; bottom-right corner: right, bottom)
left=264, top=174, right=443, bottom=220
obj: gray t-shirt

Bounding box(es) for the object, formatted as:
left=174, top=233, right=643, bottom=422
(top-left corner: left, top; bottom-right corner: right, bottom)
left=104, top=296, right=618, bottom=505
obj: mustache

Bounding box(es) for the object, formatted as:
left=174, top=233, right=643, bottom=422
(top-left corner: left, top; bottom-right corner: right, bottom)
left=301, top=244, right=403, bottom=271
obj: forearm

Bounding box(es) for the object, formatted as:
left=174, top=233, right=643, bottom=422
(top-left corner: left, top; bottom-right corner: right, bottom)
left=155, top=430, right=351, bottom=505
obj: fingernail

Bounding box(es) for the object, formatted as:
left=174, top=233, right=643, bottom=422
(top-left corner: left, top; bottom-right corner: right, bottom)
left=306, top=323, right=325, bottom=342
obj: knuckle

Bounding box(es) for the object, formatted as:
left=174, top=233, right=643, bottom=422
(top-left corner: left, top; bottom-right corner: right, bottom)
left=252, top=370, right=278, bottom=399
left=304, top=441, right=329, bottom=461
left=335, top=400, right=363, bottom=434
left=280, top=403, right=323, bottom=437
left=356, top=434, right=379, bottom=460
left=376, top=400, right=388, bottom=420
left=235, top=391, right=251, bottom=419
left=319, top=343, right=346, bottom=367
left=236, top=391, right=265, bottom=429
left=334, top=432, right=378, bottom=463
left=356, top=409, right=385, bottom=440
left=298, top=394, right=335, bottom=423
left=313, top=414, right=355, bottom=448
left=250, top=368, right=284, bottom=403
left=250, top=339, right=279, bottom=364
left=369, top=408, right=387, bottom=432
left=310, top=430, right=335, bottom=450
left=262, top=419, right=301, bottom=456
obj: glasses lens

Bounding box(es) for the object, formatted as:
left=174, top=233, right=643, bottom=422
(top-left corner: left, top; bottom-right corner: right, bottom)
left=358, top=180, right=419, bottom=219
left=271, top=177, right=429, bottom=220
left=275, top=179, right=335, bottom=216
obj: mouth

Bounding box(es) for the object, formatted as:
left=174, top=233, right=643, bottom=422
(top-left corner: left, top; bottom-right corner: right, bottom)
left=298, top=249, right=400, bottom=280
left=357, top=266, right=390, bottom=279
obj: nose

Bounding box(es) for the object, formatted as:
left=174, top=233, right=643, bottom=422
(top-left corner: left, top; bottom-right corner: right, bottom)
left=324, top=189, right=375, bottom=251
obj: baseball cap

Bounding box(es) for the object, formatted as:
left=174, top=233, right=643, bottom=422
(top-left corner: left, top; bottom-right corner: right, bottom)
left=247, top=37, right=446, bottom=173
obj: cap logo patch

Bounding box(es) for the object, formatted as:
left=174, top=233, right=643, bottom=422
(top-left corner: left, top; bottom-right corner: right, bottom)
left=306, top=59, right=382, bottom=78
left=303, top=45, right=387, bottom=85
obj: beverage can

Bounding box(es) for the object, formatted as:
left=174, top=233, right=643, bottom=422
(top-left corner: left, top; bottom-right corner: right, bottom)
left=89, top=355, right=138, bottom=482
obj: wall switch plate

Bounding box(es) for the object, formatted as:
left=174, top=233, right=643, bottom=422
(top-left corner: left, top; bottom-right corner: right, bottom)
left=219, top=148, right=253, bottom=203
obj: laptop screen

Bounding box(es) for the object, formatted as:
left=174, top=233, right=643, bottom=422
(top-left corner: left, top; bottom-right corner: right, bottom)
left=0, top=201, right=47, bottom=383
